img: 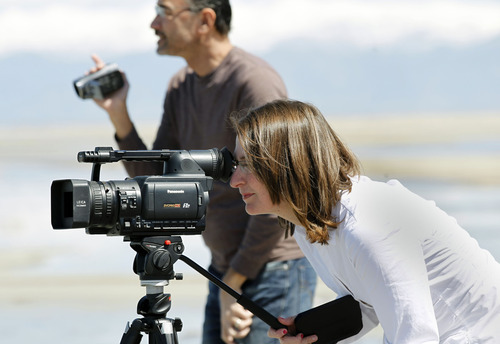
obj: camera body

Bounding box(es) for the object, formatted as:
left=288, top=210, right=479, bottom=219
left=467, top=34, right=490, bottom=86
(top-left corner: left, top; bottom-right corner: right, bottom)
left=51, top=147, right=233, bottom=239
left=73, top=63, right=124, bottom=99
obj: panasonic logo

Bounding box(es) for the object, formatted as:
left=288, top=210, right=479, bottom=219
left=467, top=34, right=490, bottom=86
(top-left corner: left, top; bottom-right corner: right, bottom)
left=167, top=190, right=185, bottom=194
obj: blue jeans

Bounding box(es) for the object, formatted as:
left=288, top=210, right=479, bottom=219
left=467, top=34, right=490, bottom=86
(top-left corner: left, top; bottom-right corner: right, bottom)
left=202, top=257, right=317, bottom=344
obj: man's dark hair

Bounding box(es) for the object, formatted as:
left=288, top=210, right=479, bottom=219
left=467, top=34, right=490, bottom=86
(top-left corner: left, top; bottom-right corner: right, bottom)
left=188, top=0, right=232, bottom=35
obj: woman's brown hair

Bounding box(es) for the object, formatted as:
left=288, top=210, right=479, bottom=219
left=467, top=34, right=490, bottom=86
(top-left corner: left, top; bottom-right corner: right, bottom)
left=230, top=99, right=361, bottom=244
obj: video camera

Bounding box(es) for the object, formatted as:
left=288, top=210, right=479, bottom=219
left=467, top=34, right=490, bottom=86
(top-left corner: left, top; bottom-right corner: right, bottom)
left=73, top=63, right=124, bottom=99
left=51, top=146, right=234, bottom=239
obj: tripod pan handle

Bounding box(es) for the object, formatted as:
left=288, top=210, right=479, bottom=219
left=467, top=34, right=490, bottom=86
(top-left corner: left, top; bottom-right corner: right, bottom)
left=178, top=255, right=284, bottom=330
left=237, top=294, right=284, bottom=330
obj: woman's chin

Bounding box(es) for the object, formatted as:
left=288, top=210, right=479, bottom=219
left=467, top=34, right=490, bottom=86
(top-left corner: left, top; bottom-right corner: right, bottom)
left=244, top=205, right=262, bottom=216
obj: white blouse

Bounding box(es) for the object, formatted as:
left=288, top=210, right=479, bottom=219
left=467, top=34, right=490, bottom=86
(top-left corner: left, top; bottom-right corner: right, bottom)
left=294, top=176, right=500, bottom=343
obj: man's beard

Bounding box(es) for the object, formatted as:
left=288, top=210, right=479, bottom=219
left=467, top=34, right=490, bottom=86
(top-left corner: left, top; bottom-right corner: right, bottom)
left=155, top=30, right=170, bottom=55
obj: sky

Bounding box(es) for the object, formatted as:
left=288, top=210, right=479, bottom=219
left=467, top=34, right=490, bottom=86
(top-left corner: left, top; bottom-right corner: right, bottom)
left=2, top=0, right=500, bottom=59
left=1, top=0, right=500, bottom=123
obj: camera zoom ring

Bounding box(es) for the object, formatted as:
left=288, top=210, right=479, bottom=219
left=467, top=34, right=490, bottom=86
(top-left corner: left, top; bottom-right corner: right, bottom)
left=211, top=149, right=219, bottom=179
left=91, top=182, right=103, bottom=216
left=105, top=184, right=113, bottom=216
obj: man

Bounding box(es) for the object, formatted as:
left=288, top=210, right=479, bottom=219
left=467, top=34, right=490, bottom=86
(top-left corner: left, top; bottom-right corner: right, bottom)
left=87, top=1, right=316, bottom=343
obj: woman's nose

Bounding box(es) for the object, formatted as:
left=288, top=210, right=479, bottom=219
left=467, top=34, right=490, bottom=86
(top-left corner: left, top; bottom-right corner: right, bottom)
left=230, top=169, right=243, bottom=188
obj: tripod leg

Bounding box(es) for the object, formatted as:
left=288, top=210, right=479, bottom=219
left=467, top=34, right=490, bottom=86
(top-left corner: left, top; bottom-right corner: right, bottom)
left=149, top=318, right=179, bottom=344
left=120, top=319, right=144, bottom=344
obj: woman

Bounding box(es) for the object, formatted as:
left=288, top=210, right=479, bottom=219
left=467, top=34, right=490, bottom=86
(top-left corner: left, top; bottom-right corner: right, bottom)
left=229, top=99, right=500, bottom=343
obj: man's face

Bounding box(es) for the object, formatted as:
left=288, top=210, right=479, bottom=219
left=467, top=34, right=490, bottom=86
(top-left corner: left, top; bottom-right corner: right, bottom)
left=151, top=0, right=198, bottom=56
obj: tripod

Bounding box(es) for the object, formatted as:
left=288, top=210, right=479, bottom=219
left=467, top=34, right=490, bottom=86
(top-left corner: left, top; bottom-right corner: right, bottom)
left=120, top=282, right=182, bottom=344
left=120, top=236, right=185, bottom=344
left=119, top=235, right=282, bottom=343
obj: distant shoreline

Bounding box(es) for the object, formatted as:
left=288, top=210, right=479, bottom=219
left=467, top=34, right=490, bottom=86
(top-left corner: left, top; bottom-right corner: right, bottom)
left=1, top=113, right=499, bottom=185
left=0, top=272, right=336, bottom=308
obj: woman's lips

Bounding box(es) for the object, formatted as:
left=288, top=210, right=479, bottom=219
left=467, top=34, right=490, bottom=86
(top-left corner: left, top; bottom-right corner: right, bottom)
left=242, top=193, right=254, bottom=201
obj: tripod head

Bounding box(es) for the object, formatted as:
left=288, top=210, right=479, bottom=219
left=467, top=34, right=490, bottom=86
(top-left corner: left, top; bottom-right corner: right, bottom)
left=130, top=236, right=184, bottom=287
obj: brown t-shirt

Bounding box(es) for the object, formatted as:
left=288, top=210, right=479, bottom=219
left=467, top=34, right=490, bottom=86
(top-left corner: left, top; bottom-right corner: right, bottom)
left=117, top=47, right=304, bottom=279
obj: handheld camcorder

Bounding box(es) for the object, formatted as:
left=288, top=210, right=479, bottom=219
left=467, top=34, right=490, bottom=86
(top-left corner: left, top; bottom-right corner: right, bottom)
left=73, top=63, right=124, bottom=99
left=51, top=147, right=233, bottom=239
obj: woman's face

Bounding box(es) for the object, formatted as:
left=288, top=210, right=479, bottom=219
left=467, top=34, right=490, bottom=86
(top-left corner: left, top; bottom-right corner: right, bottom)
left=230, top=139, right=279, bottom=216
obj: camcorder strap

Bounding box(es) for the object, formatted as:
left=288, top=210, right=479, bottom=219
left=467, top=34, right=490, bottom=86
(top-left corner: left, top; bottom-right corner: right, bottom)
left=179, top=255, right=363, bottom=344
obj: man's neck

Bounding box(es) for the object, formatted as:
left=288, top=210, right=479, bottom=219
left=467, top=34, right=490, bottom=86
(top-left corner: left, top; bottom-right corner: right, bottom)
left=186, top=38, right=233, bottom=77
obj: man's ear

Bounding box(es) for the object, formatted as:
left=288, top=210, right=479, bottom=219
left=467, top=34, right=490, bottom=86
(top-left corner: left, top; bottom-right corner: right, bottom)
left=198, top=8, right=216, bottom=34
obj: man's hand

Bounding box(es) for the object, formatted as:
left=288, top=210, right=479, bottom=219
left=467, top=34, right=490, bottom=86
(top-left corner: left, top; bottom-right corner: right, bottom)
left=87, top=54, right=133, bottom=139
left=220, top=291, right=254, bottom=344
left=268, top=316, right=318, bottom=344
left=220, top=268, right=253, bottom=343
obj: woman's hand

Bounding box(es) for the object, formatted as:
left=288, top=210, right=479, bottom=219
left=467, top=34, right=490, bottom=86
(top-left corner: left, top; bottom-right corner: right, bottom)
left=268, top=316, right=318, bottom=344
